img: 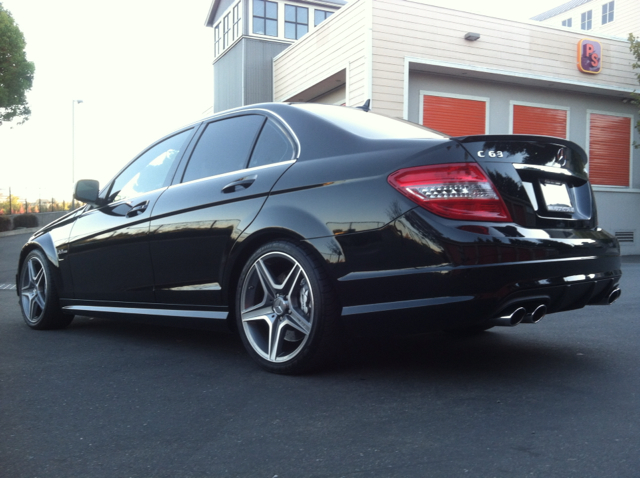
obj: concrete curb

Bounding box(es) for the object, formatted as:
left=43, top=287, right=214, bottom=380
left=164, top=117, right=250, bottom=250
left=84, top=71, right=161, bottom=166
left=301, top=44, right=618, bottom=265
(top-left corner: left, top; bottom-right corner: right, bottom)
left=0, top=227, right=39, bottom=238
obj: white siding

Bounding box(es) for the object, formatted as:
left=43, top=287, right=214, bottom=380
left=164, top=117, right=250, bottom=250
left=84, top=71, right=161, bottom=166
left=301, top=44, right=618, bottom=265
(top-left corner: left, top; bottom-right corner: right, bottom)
left=273, top=0, right=369, bottom=106
left=538, top=0, right=640, bottom=38
left=369, top=0, right=637, bottom=118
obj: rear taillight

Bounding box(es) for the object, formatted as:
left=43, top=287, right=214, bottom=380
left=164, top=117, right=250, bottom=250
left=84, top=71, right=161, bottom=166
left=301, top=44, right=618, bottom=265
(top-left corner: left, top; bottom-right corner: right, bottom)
left=388, top=163, right=512, bottom=222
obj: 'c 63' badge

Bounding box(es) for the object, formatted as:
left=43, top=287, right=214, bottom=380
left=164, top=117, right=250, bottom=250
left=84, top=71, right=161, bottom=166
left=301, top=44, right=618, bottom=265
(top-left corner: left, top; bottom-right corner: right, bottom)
left=477, top=150, right=504, bottom=158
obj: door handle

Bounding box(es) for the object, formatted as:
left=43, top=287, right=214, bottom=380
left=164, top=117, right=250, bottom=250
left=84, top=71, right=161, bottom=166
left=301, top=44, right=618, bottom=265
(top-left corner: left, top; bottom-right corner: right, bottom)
left=126, top=200, right=149, bottom=217
left=222, top=175, right=257, bottom=194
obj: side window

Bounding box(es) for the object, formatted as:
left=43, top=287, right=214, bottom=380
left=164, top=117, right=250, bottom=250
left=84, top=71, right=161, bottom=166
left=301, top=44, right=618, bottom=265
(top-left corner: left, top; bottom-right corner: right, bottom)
left=109, top=129, right=192, bottom=203
left=182, top=115, right=265, bottom=183
left=248, top=119, right=295, bottom=168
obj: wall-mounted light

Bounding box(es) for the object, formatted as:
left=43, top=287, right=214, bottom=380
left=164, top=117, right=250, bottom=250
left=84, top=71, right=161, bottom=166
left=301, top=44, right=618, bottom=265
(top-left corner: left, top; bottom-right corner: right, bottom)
left=464, top=32, right=480, bottom=41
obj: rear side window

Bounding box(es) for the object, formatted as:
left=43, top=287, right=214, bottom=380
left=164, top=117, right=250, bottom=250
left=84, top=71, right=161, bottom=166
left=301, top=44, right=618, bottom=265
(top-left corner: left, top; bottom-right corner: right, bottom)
left=248, top=119, right=295, bottom=168
left=182, top=115, right=265, bottom=183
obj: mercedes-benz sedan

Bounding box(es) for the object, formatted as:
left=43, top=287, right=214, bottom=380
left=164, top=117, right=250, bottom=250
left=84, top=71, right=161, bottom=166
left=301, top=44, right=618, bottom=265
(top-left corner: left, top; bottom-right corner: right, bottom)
left=17, top=103, right=622, bottom=373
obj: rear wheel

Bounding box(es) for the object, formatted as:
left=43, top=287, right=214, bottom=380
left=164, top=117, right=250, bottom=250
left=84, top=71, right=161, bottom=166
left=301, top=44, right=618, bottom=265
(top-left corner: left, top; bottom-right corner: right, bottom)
left=19, top=250, right=73, bottom=330
left=236, top=240, right=340, bottom=374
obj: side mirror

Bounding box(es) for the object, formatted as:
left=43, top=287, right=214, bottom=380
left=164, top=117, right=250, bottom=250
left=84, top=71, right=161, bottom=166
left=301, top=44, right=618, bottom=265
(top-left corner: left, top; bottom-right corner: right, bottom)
left=74, top=179, right=100, bottom=205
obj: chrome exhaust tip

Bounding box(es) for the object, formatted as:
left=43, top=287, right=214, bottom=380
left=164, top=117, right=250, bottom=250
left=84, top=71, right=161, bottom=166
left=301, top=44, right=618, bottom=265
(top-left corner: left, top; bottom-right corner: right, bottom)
left=522, top=304, right=547, bottom=324
left=608, top=288, right=621, bottom=304
left=489, top=307, right=527, bottom=327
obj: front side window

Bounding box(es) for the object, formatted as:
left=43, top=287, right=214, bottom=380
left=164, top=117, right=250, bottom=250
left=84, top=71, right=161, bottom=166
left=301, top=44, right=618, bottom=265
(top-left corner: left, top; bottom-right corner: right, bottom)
left=602, top=1, right=614, bottom=25
left=581, top=10, right=592, bottom=30
left=285, top=5, right=308, bottom=40
left=109, top=130, right=193, bottom=203
left=253, top=0, right=278, bottom=36
left=561, top=18, right=572, bottom=27
left=314, top=9, right=332, bottom=27
left=182, top=115, right=266, bottom=183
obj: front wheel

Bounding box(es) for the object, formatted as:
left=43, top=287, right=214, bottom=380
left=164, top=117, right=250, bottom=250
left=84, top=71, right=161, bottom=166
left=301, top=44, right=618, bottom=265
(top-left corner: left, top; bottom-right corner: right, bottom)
left=236, top=240, right=341, bottom=374
left=19, top=249, right=73, bottom=330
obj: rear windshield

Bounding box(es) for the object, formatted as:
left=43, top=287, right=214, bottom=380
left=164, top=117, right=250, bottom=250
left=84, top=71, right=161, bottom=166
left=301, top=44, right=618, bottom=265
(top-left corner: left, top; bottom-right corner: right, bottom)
left=292, top=104, right=447, bottom=140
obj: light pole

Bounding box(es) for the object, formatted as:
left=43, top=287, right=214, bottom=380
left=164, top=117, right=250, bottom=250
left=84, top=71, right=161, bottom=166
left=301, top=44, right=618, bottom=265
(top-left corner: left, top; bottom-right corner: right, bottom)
left=72, top=99, right=83, bottom=209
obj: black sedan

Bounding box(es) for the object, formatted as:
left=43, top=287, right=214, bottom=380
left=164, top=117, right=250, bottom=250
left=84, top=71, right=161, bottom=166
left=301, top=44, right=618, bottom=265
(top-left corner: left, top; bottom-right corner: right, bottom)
left=16, top=102, right=621, bottom=374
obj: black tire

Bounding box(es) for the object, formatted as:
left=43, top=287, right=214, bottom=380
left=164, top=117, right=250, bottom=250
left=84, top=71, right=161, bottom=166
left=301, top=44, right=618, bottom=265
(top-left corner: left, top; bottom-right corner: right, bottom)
left=18, top=249, right=74, bottom=330
left=235, top=240, right=341, bottom=374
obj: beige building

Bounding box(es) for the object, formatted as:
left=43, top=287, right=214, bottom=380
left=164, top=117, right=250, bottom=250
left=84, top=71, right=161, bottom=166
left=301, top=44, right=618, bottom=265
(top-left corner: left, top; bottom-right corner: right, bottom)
left=532, top=0, right=639, bottom=38
left=206, top=0, right=640, bottom=254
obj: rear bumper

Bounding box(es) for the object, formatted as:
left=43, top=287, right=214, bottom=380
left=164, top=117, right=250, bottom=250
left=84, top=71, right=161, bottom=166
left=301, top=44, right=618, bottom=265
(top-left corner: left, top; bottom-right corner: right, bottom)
left=327, top=209, right=621, bottom=334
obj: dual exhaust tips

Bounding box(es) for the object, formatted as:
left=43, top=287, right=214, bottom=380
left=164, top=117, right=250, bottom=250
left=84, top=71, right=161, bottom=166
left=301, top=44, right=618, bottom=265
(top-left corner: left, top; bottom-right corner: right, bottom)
left=489, top=304, right=547, bottom=327
left=489, top=286, right=622, bottom=328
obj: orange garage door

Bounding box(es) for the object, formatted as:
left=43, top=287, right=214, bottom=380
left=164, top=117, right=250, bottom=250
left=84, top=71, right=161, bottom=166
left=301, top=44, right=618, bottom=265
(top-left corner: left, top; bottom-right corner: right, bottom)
left=512, top=105, right=567, bottom=138
left=422, top=95, right=486, bottom=136
left=588, top=113, right=631, bottom=187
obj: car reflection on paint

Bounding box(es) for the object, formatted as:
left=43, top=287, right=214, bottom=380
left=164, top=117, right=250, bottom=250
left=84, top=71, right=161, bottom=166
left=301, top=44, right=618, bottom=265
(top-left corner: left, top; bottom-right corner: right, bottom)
left=16, top=102, right=621, bottom=374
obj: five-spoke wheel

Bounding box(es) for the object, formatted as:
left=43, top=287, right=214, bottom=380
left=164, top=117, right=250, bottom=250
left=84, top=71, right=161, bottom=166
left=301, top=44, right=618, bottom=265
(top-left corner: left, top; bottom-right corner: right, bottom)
left=236, top=241, right=339, bottom=374
left=19, top=250, right=73, bottom=330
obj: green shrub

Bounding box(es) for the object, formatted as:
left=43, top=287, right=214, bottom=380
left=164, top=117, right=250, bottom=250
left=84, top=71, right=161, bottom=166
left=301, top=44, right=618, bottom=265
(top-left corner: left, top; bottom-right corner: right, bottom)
left=13, top=213, right=39, bottom=228
left=0, top=215, right=11, bottom=232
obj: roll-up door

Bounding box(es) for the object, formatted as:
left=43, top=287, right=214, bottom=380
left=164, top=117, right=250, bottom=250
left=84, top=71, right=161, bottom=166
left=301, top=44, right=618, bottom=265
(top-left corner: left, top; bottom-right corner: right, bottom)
left=422, top=95, right=486, bottom=136
left=588, top=113, right=631, bottom=187
left=512, top=105, right=567, bottom=138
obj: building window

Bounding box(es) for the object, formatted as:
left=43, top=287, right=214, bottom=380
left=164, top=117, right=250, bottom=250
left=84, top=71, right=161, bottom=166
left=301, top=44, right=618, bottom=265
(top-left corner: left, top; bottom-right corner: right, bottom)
left=233, top=3, right=241, bottom=39
left=581, top=10, right=592, bottom=30
left=285, top=5, right=308, bottom=40
left=314, top=9, right=333, bottom=27
left=253, top=0, right=278, bottom=37
left=561, top=18, right=572, bottom=27
left=214, top=24, right=221, bottom=56
left=602, top=1, right=614, bottom=25
left=223, top=14, right=231, bottom=49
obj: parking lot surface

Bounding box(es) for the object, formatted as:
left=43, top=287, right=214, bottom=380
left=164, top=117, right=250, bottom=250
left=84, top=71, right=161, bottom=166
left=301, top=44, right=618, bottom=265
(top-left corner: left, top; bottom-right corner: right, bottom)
left=1, top=232, right=639, bottom=477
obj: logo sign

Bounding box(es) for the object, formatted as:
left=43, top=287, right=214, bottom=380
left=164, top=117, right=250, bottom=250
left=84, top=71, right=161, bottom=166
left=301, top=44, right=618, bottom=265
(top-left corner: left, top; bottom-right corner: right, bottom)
left=578, top=39, right=602, bottom=74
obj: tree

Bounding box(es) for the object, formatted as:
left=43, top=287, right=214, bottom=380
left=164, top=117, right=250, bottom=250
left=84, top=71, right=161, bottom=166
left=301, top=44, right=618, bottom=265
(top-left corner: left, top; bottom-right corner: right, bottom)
left=0, top=3, right=35, bottom=125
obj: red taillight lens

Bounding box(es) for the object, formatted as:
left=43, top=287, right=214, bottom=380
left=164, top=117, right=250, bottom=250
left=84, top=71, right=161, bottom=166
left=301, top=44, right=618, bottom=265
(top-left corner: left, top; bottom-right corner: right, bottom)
left=388, top=163, right=512, bottom=222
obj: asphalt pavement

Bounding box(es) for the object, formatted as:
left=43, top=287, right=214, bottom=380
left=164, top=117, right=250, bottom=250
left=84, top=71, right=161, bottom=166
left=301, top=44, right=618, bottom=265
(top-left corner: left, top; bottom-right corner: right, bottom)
left=1, top=232, right=639, bottom=477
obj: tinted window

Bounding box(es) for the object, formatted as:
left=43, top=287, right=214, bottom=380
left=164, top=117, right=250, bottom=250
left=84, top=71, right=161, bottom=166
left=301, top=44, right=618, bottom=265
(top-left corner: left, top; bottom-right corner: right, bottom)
left=109, top=129, right=192, bottom=203
left=183, top=115, right=265, bottom=183
left=249, top=119, right=295, bottom=168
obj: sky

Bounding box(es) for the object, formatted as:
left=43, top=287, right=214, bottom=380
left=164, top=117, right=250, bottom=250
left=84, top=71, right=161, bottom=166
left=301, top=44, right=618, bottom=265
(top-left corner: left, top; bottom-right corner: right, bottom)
left=0, top=0, right=565, bottom=202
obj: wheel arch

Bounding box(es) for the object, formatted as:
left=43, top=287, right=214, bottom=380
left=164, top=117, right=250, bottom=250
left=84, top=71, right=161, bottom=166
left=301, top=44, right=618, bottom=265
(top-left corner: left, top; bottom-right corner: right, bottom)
left=16, top=234, right=63, bottom=295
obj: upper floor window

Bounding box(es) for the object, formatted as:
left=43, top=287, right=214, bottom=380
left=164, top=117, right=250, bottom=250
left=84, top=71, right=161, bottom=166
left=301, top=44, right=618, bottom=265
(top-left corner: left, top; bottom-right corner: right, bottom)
left=285, top=5, right=308, bottom=40
left=581, top=10, right=592, bottom=30
left=314, top=9, right=333, bottom=27
left=602, top=1, right=614, bottom=25
left=214, top=25, right=221, bottom=56
left=233, top=3, right=241, bottom=39
left=561, top=18, right=572, bottom=27
left=223, top=14, right=231, bottom=49
left=253, top=0, right=278, bottom=37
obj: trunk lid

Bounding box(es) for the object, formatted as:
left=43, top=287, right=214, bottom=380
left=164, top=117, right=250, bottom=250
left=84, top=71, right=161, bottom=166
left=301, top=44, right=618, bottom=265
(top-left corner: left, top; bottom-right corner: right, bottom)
left=455, top=135, right=594, bottom=229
